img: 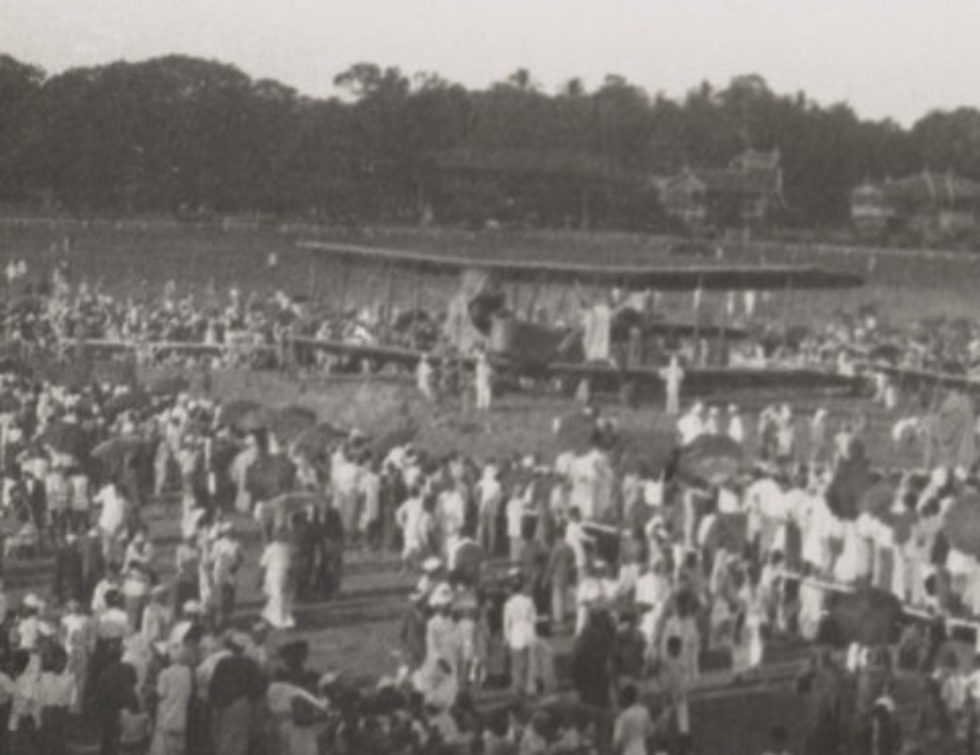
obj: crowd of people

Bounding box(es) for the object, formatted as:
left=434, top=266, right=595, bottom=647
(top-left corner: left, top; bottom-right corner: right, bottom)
left=0, top=260, right=979, bottom=755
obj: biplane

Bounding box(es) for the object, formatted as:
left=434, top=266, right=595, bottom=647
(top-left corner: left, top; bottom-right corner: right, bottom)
left=292, top=241, right=864, bottom=399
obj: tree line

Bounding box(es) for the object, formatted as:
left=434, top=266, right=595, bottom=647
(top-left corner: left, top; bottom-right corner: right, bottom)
left=0, top=53, right=978, bottom=231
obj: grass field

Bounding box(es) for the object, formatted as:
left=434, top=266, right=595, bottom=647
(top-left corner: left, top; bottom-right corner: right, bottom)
left=3, top=217, right=980, bottom=325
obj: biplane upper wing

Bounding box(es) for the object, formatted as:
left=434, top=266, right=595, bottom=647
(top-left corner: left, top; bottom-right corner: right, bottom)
left=300, top=241, right=864, bottom=291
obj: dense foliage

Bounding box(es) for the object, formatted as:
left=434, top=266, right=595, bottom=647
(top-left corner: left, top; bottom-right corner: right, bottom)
left=0, top=54, right=972, bottom=229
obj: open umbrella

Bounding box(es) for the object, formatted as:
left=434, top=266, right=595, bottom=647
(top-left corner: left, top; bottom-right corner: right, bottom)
left=104, top=390, right=151, bottom=416
left=858, top=480, right=898, bottom=519
left=370, top=421, right=419, bottom=458
left=449, top=540, right=485, bottom=586
left=41, top=421, right=90, bottom=459
left=267, top=490, right=322, bottom=511
left=942, top=492, right=980, bottom=557
left=218, top=399, right=262, bottom=428
left=821, top=587, right=903, bottom=647
left=292, top=422, right=347, bottom=459
left=825, top=451, right=875, bottom=521
left=259, top=491, right=323, bottom=529
left=701, top=512, right=748, bottom=553
left=552, top=410, right=611, bottom=455
left=147, top=374, right=189, bottom=396
left=268, top=405, right=318, bottom=444
left=246, top=454, right=297, bottom=502
left=92, top=435, right=145, bottom=463
left=679, top=434, right=743, bottom=486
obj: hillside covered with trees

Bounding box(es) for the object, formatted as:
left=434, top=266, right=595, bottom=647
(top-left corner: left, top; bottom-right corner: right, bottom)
left=0, top=53, right=978, bottom=231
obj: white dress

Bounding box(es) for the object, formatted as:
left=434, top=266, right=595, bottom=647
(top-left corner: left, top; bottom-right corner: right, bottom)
left=261, top=542, right=295, bottom=629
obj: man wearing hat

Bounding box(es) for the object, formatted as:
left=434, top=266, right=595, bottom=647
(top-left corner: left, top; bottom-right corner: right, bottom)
left=426, top=583, right=460, bottom=676
left=142, top=585, right=173, bottom=646
left=208, top=631, right=265, bottom=755
left=503, top=578, right=537, bottom=697
left=727, top=404, right=745, bottom=445
left=150, top=636, right=193, bottom=755
left=210, top=521, right=243, bottom=629
left=399, top=588, right=429, bottom=675
left=476, top=462, right=503, bottom=557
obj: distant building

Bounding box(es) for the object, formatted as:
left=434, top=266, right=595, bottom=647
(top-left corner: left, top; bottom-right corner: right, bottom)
left=850, top=181, right=895, bottom=238
left=655, top=148, right=783, bottom=232
left=850, top=171, right=980, bottom=242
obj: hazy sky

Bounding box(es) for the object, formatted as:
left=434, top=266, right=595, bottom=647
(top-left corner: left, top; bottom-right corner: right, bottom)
left=3, top=0, right=978, bottom=125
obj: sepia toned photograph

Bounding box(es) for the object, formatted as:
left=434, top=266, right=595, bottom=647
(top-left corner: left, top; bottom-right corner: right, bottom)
left=1, top=2, right=979, bottom=753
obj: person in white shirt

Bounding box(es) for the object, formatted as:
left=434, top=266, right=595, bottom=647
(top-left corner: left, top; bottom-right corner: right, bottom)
left=151, top=651, right=193, bottom=755
left=659, top=356, right=685, bottom=416
left=210, top=523, right=243, bottom=627
left=259, top=529, right=295, bottom=630
left=704, top=406, right=721, bottom=435
left=95, top=480, right=129, bottom=544
left=417, top=355, right=436, bottom=402
left=475, top=348, right=494, bottom=412
left=358, top=459, right=382, bottom=547
left=726, top=404, right=745, bottom=445
left=506, top=493, right=527, bottom=562
left=503, top=581, right=538, bottom=696
left=564, top=508, right=594, bottom=575
left=613, top=684, right=654, bottom=755
left=676, top=403, right=705, bottom=447
left=476, top=465, right=503, bottom=556
left=395, top=488, right=428, bottom=565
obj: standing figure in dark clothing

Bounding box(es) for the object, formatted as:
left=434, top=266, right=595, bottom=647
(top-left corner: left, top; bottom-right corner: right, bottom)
left=291, top=511, right=318, bottom=601
left=79, top=528, right=105, bottom=605
left=381, top=464, right=405, bottom=553
left=92, top=640, right=139, bottom=755
left=52, top=533, right=85, bottom=606
left=797, top=649, right=847, bottom=755
left=569, top=606, right=617, bottom=750
left=399, top=590, right=429, bottom=673
left=319, top=502, right=345, bottom=598
left=209, top=632, right=266, bottom=755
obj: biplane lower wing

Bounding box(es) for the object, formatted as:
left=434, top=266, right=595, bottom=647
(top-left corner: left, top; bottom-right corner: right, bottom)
left=543, top=361, right=861, bottom=395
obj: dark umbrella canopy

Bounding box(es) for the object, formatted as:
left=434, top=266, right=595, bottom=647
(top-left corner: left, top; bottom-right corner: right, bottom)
left=92, top=435, right=145, bottom=462
left=823, top=587, right=903, bottom=646
left=147, top=374, right=190, bottom=396
left=259, top=491, right=323, bottom=529
left=450, top=540, right=485, bottom=585
left=942, top=492, right=980, bottom=556
left=679, top=434, right=743, bottom=486
left=268, top=405, right=318, bottom=444
left=858, top=480, right=897, bottom=519
left=104, top=390, right=151, bottom=416
left=292, top=422, right=347, bottom=459
left=41, top=421, right=90, bottom=459
left=239, top=407, right=274, bottom=433
left=370, top=421, right=419, bottom=458
left=0, top=393, right=21, bottom=413
left=826, top=451, right=875, bottom=521
left=246, top=454, right=297, bottom=501
left=218, top=399, right=263, bottom=429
